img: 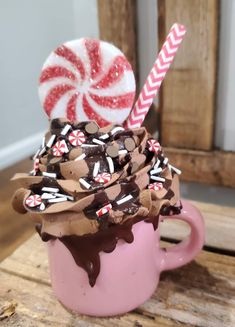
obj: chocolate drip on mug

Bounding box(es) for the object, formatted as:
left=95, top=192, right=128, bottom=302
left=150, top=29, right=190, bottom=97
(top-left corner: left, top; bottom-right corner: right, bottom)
left=36, top=210, right=163, bottom=287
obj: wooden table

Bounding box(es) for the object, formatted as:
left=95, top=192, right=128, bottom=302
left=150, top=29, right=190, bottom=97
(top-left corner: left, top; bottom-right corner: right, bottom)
left=0, top=200, right=235, bottom=327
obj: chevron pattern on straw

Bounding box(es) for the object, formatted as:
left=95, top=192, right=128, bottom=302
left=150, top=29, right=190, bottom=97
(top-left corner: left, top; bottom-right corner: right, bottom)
left=126, top=23, right=186, bottom=129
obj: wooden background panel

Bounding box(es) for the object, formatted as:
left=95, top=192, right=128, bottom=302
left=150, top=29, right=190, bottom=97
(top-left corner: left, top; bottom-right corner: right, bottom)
left=158, top=0, right=218, bottom=150
left=164, top=147, right=235, bottom=187
left=97, top=0, right=138, bottom=78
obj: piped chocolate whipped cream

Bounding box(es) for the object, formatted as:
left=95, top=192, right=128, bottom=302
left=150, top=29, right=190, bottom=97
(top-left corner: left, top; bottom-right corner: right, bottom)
left=12, top=118, right=181, bottom=286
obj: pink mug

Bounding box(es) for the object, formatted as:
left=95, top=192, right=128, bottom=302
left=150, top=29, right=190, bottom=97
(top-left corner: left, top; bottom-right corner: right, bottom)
left=47, top=199, right=205, bottom=317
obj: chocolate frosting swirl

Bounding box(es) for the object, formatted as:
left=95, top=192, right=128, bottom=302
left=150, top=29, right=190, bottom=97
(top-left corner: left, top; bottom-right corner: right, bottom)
left=12, top=118, right=181, bottom=286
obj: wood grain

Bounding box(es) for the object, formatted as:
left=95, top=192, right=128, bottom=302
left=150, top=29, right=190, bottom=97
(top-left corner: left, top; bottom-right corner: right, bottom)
left=97, top=0, right=138, bottom=78
left=160, top=200, right=235, bottom=252
left=0, top=271, right=177, bottom=327
left=0, top=234, right=235, bottom=326
left=158, top=0, right=218, bottom=150
left=0, top=158, right=35, bottom=262
left=164, top=147, right=235, bottom=188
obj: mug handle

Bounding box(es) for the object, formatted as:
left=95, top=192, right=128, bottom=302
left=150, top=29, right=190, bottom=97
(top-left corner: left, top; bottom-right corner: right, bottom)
left=160, top=199, right=205, bottom=272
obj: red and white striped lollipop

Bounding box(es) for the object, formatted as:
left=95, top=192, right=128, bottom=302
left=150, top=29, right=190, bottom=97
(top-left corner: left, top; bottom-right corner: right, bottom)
left=39, top=38, right=136, bottom=126
left=147, top=139, right=161, bottom=154
left=148, top=182, right=163, bottom=191
left=94, top=173, right=111, bottom=184
left=68, top=130, right=85, bottom=146
left=25, top=194, right=42, bottom=207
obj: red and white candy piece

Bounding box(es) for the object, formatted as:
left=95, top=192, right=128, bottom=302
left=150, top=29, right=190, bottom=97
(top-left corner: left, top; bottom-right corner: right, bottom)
left=25, top=194, right=42, bottom=207
left=68, top=130, right=85, bottom=146
left=52, top=140, right=69, bottom=156
left=38, top=38, right=136, bottom=126
left=94, top=172, right=111, bottom=184
left=33, top=158, right=40, bottom=175
left=147, top=139, right=161, bottom=153
left=148, top=182, right=163, bottom=191
left=96, top=203, right=112, bottom=217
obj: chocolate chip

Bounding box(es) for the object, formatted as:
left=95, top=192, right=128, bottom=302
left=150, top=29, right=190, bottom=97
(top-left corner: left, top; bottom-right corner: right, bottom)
left=85, top=121, right=99, bottom=134
left=124, top=137, right=136, bottom=151
left=106, top=145, right=119, bottom=158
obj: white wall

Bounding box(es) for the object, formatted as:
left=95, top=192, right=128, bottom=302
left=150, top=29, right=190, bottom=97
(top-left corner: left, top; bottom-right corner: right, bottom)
left=215, top=0, right=235, bottom=151
left=137, top=0, right=158, bottom=95
left=0, top=0, right=98, bottom=168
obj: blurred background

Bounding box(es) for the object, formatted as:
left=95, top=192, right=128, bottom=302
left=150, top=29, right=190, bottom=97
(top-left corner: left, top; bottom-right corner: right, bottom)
left=0, top=0, right=234, bottom=260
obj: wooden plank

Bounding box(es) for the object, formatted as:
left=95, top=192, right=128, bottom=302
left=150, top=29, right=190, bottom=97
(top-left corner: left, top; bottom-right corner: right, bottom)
left=158, top=0, right=218, bottom=150
left=97, top=0, right=138, bottom=77
left=0, top=271, right=166, bottom=327
left=164, top=147, right=235, bottom=188
left=1, top=234, right=235, bottom=326
left=160, top=200, right=235, bottom=252
left=0, top=158, right=35, bottom=262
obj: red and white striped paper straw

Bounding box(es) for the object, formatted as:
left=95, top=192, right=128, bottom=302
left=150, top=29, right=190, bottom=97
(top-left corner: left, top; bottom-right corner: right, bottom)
left=125, top=23, right=186, bottom=129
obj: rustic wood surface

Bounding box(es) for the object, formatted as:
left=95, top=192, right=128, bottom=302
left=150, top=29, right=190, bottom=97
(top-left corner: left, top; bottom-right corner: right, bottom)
left=164, top=147, right=235, bottom=188
left=158, top=0, right=218, bottom=150
left=97, top=0, right=138, bottom=78
left=160, top=200, right=235, bottom=252
left=0, top=158, right=35, bottom=262
left=1, top=199, right=235, bottom=327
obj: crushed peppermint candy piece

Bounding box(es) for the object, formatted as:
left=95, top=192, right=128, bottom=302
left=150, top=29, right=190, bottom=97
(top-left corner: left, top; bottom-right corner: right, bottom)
left=25, top=194, right=42, bottom=207
left=52, top=140, right=69, bottom=156
left=68, top=130, right=85, bottom=146
left=96, top=203, right=112, bottom=217
left=33, top=158, right=40, bottom=175
left=148, top=182, right=163, bottom=191
left=116, top=194, right=133, bottom=205
left=147, top=139, right=161, bottom=153
left=94, top=173, right=111, bottom=184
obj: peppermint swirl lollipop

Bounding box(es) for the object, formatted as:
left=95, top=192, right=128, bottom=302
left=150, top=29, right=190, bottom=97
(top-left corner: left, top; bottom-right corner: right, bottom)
left=39, top=38, right=136, bottom=126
